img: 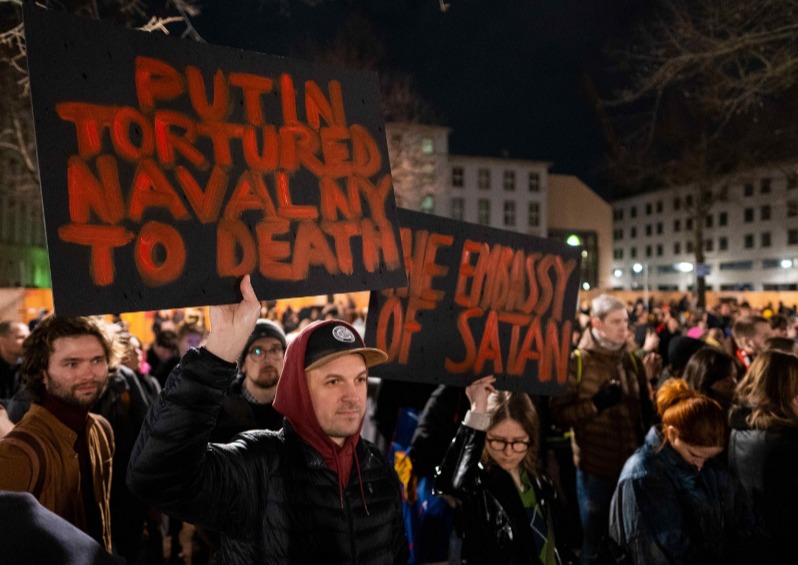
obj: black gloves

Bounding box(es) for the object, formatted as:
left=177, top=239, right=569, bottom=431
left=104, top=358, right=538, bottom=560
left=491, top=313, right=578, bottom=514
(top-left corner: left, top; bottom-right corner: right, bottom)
left=592, top=380, right=622, bottom=412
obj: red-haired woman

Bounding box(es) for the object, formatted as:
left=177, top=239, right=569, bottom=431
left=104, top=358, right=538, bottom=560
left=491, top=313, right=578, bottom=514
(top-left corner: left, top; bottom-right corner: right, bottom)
left=609, top=379, right=749, bottom=564
left=729, top=350, right=798, bottom=563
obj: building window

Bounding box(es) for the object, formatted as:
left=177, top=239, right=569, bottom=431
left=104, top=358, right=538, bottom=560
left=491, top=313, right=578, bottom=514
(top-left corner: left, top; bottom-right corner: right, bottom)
left=614, top=248, right=624, bottom=260
left=503, top=170, right=516, bottom=191
left=656, top=244, right=663, bottom=256
left=674, top=242, right=681, bottom=254
left=452, top=167, right=464, bottom=187
left=686, top=218, right=694, bottom=230
left=705, top=239, right=714, bottom=252
left=744, top=208, right=754, bottom=223
left=645, top=224, right=652, bottom=236
left=719, top=237, right=728, bottom=250
left=478, top=199, right=491, bottom=224
left=528, top=202, right=540, bottom=227
left=451, top=198, right=464, bottom=221
left=685, top=194, right=694, bottom=207
left=705, top=215, right=713, bottom=228
left=630, top=226, right=637, bottom=238
left=674, top=197, right=681, bottom=210
left=789, top=174, right=798, bottom=190
left=761, top=177, right=772, bottom=194
left=504, top=201, right=516, bottom=226
left=646, top=245, right=652, bottom=257
left=656, top=201, right=663, bottom=213
left=789, top=229, right=798, bottom=245
left=630, top=247, right=637, bottom=258
left=761, top=232, right=771, bottom=247
left=744, top=182, right=754, bottom=197
left=645, top=203, right=652, bottom=215
left=686, top=240, right=694, bottom=253
left=422, top=137, right=434, bottom=154
left=719, top=212, right=728, bottom=226
left=674, top=219, right=681, bottom=232
left=614, top=209, right=624, bottom=221
left=528, top=172, right=540, bottom=192
left=744, top=234, right=754, bottom=248
left=788, top=200, right=798, bottom=217
left=420, top=195, right=435, bottom=214
left=761, top=205, right=771, bottom=221
left=656, top=222, right=663, bottom=235
left=478, top=168, right=491, bottom=190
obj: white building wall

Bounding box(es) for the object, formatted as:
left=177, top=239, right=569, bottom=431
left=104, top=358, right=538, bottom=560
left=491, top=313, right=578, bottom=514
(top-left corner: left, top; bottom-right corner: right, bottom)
left=611, top=170, right=798, bottom=291
left=447, top=155, right=549, bottom=237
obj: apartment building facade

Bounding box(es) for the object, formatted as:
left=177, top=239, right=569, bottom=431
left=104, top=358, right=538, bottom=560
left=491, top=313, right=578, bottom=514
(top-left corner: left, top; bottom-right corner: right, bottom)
left=612, top=170, right=798, bottom=291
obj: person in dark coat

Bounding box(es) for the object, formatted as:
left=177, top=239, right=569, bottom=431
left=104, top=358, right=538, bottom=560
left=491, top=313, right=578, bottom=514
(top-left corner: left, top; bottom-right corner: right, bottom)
left=728, top=350, right=798, bottom=564
left=211, top=319, right=286, bottom=442
left=0, top=491, right=123, bottom=565
left=128, top=276, right=409, bottom=564
left=435, top=376, right=574, bottom=565
left=610, top=379, right=751, bottom=564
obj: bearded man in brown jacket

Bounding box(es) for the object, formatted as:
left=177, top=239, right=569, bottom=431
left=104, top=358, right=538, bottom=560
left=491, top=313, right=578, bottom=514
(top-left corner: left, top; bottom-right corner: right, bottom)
left=0, top=316, right=117, bottom=552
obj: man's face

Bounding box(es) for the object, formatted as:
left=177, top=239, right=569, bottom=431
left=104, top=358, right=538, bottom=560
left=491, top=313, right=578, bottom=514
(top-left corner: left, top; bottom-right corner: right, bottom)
left=44, top=335, right=109, bottom=408
left=242, top=337, right=284, bottom=390
left=593, top=308, right=629, bottom=346
left=0, top=323, right=29, bottom=358
left=748, top=322, right=773, bottom=355
left=305, top=353, right=368, bottom=446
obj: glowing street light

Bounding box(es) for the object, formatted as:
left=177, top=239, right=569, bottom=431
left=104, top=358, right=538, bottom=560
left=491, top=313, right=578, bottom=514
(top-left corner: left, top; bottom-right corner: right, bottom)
left=781, top=259, right=793, bottom=269
left=675, top=262, right=694, bottom=273
left=613, top=269, right=623, bottom=278
left=632, top=263, right=644, bottom=274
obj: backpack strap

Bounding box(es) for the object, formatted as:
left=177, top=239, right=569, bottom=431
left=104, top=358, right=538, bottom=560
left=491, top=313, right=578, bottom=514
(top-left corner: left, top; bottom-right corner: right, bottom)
left=3, top=431, right=47, bottom=498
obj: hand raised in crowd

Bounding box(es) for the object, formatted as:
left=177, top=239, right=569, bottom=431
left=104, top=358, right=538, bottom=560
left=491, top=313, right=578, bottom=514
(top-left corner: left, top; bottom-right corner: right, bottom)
left=642, top=330, right=660, bottom=353
left=205, top=275, right=262, bottom=364
left=465, top=375, right=496, bottom=414
left=592, top=379, right=622, bottom=412
left=643, top=351, right=663, bottom=382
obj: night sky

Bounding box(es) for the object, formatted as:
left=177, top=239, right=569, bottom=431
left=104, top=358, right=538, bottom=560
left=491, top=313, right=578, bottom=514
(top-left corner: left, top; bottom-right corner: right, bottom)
left=193, top=0, right=644, bottom=200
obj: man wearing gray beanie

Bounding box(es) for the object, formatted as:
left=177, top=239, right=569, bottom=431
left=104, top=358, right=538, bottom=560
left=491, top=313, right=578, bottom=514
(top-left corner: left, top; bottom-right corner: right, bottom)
left=211, top=319, right=287, bottom=442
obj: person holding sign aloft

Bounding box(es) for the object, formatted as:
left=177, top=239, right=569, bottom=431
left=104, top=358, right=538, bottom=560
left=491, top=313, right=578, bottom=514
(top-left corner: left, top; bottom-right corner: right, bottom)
left=434, top=376, right=575, bottom=565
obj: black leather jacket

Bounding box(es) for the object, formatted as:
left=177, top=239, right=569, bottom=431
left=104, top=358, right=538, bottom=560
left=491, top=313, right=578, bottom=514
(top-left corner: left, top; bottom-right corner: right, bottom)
left=127, top=348, right=408, bottom=565
left=434, top=423, right=573, bottom=565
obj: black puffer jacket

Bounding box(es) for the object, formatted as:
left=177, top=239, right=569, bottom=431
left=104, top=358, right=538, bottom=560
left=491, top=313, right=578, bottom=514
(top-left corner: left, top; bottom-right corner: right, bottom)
left=728, top=406, right=798, bottom=564
left=127, top=348, right=408, bottom=565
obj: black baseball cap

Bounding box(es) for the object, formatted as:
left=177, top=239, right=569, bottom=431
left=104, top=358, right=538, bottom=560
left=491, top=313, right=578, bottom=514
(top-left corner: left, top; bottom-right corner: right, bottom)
left=304, top=321, right=387, bottom=371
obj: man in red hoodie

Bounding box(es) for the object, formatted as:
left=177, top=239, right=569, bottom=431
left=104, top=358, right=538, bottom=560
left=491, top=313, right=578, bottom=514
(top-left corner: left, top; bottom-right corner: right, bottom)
left=128, top=276, right=409, bottom=564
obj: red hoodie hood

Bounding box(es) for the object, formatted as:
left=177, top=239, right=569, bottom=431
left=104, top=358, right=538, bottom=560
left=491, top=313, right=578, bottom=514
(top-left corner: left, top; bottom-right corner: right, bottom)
left=272, top=319, right=364, bottom=497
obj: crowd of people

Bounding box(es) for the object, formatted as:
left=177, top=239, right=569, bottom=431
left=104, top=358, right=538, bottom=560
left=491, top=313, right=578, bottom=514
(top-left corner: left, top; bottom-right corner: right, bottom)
left=0, top=286, right=796, bottom=564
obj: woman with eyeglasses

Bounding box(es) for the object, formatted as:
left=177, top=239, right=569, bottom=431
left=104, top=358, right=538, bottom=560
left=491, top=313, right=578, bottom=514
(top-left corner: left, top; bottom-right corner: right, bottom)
left=434, top=376, right=573, bottom=565
left=609, top=378, right=752, bottom=564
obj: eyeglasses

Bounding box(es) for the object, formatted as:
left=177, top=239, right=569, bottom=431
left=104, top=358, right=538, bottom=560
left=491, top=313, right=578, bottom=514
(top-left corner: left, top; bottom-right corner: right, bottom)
left=247, top=345, right=284, bottom=360
left=486, top=437, right=531, bottom=453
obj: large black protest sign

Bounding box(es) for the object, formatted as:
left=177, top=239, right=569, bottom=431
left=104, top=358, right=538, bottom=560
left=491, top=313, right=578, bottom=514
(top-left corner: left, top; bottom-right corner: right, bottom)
left=365, top=209, right=581, bottom=395
left=24, top=5, right=406, bottom=316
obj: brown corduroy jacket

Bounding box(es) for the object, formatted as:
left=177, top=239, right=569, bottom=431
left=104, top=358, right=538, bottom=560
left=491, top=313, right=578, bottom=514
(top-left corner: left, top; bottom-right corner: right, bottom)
left=0, top=403, right=114, bottom=551
left=550, top=330, right=651, bottom=480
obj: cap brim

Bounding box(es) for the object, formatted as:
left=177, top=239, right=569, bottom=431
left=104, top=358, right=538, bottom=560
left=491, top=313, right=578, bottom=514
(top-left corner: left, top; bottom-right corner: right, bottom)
left=304, top=347, right=388, bottom=372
